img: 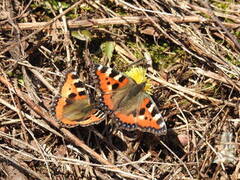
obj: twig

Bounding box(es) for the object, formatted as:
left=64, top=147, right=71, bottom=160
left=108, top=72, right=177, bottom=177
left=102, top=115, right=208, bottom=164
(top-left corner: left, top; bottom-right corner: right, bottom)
left=200, top=1, right=240, bottom=52
left=0, top=16, right=206, bottom=31
left=0, top=150, right=48, bottom=180
left=147, top=74, right=236, bottom=107
left=2, top=15, right=239, bottom=32
left=194, top=67, right=240, bottom=91
left=0, top=0, right=85, bottom=55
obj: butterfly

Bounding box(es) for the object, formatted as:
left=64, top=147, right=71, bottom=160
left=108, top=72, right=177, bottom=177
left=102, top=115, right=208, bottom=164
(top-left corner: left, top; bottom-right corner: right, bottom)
left=51, top=71, right=105, bottom=127
left=92, top=64, right=167, bottom=135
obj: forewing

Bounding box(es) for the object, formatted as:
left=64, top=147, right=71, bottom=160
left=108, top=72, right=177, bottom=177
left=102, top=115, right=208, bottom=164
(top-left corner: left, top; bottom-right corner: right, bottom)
left=52, top=71, right=105, bottom=127
left=93, top=64, right=132, bottom=110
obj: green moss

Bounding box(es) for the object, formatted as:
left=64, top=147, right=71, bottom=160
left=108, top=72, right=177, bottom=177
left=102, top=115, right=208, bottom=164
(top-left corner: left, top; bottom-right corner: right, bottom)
left=213, top=2, right=229, bottom=10
left=79, top=3, right=94, bottom=11
left=125, top=42, right=144, bottom=60
left=225, top=54, right=240, bottom=67
left=204, top=82, right=216, bottom=90
left=30, top=0, right=95, bottom=20
left=234, top=30, right=240, bottom=39
left=146, top=42, right=185, bottom=69
left=113, top=40, right=187, bottom=70
left=211, top=0, right=234, bottom=11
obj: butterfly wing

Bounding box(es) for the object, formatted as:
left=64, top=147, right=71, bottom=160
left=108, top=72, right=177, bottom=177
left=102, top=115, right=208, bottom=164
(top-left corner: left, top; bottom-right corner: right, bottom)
left=93, top=64, right=131, bottom=111
left=52, top=71, right=105, bottom=127
left=114, top=92, right=167, bottom=135
left=93, top=64, right=167, bottom=135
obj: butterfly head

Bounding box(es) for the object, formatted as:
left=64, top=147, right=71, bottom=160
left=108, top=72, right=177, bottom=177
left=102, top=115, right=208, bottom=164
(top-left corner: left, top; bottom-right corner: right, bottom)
left=125, top=67, right=152, bottom=94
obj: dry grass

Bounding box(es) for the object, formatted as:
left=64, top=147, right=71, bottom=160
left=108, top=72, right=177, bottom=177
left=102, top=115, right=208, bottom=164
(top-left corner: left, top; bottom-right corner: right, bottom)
left=0, top=0, right=239, bottom=179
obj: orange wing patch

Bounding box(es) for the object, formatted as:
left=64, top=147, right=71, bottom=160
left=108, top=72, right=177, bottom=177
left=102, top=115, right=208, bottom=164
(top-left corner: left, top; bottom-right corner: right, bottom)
left=114, top=98, right=166, bottom=135
left=94, top=64, right=129, bottom=110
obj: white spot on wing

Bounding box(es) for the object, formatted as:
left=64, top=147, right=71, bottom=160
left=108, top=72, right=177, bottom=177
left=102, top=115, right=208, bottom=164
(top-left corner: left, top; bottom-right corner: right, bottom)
left=77, top=87, right=85, bottom=92
left=107, top=85, right=112, bottom=91
left=98, top=64, right=103, bottom=70
left=105, top=68, right=112, bottom=75
left=148, top=103, right=154, bottom=113
left=153, top=113, right=162, bottom=121
left=114, top=74, right=123, bottom=81
left=158, top=121, right=167, bottom=131
left=73, top=79, right=80, bottom=83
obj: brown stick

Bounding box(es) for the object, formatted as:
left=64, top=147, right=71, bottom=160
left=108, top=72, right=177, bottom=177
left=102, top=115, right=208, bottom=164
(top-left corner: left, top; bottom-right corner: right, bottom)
left=0, top=0, right=85, bottom=55
left=1, top=16, right=239, bottom=31
left=0, top=151, right=48, bottom=180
